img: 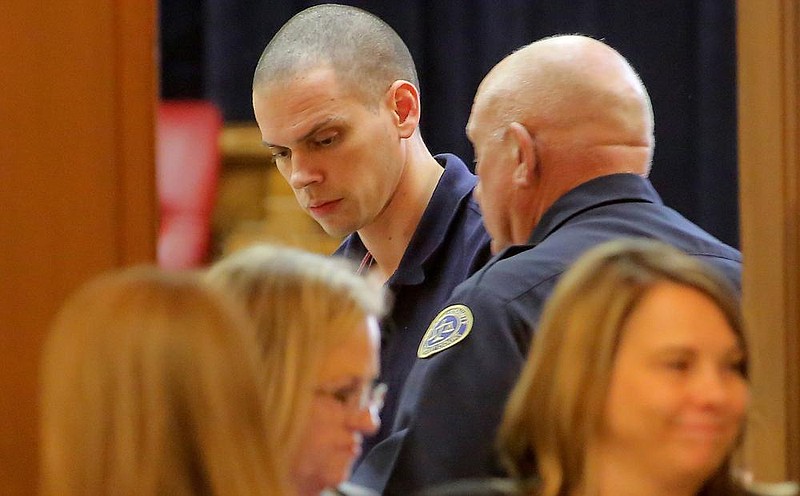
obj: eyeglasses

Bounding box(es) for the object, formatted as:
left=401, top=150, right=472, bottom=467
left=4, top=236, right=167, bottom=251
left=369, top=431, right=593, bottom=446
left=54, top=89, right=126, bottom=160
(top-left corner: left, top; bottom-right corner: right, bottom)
left=314, top=380, right=388, bottom=414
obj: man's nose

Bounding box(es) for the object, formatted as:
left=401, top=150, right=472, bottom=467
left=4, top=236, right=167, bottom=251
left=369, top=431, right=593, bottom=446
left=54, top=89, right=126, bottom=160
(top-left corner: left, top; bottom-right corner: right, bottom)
left=288, top=153, right=323, bottom=189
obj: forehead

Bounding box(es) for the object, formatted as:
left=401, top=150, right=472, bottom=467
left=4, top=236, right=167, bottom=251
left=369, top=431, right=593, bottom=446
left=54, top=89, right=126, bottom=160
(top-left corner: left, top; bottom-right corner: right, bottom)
left=620, top=282, right=740, bottom=352
left=316, top=316, right=380, bottom=381
left=466, top=90, right=502, bottom=146
left=466, top=98, right=487, bottom=142
left=253, top=66, right=363, bottom=144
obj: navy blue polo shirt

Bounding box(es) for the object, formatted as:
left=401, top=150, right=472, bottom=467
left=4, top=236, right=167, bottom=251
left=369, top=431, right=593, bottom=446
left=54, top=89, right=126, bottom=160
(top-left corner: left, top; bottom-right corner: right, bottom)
left=356, top=173, right=742, bottom=495
left=335, top=153, right=492, bottom=464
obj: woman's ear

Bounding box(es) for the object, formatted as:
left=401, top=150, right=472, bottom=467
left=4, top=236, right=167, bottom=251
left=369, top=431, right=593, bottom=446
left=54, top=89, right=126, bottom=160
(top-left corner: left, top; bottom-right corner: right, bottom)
left=508, top=122, right=536, bottom=186
left=387, top=80, right=420, bottom=138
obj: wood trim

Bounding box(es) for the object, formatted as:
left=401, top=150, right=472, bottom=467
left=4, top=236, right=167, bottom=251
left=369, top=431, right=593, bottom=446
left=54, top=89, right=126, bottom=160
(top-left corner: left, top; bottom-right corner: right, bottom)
left=116, top=0, right=158, bottom=264
left=785, top=0, right=800, bottom=480
left=737, top=0, right=800, bottom=483
left=0, top=1, right=156, bottom=493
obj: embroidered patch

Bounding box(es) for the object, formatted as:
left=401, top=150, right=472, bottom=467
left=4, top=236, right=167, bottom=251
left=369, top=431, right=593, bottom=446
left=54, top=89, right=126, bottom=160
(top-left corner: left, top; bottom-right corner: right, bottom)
left=417, top=304, right=474, bottom=358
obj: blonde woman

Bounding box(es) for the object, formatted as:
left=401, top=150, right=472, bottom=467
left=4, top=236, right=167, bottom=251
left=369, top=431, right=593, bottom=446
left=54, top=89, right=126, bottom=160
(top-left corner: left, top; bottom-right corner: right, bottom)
left=40, top=267, right=286, bottom=496
left=206, top=244, right=387, bottom=496
left=498, top=238, right=749, bottom=496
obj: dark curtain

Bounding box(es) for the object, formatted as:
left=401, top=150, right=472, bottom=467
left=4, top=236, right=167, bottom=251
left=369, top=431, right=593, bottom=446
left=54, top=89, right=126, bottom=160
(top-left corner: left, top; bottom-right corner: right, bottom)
left=160, top=0, right=739, bottom=248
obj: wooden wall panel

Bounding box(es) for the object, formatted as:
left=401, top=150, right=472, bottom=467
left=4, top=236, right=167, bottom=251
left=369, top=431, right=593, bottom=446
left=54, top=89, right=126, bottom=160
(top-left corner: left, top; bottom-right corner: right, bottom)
left=737, top=0, right=800, bottom=483
left=0, top=1, right=156, bottom=494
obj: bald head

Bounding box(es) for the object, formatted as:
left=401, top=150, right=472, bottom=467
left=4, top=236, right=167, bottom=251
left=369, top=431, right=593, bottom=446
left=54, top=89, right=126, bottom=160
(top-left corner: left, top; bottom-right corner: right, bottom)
left=472, top=35, right=654, bottom=175
left=253, top=4, right=418, bottom=105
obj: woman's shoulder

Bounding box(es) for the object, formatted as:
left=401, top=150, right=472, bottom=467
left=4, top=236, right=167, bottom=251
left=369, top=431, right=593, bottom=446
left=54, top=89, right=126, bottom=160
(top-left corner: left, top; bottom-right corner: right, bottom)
left=744, top=481, right=799, bottom=496
left=323, top=481, right=380, bottom=496
left=413, top=477, right=537, bottom=496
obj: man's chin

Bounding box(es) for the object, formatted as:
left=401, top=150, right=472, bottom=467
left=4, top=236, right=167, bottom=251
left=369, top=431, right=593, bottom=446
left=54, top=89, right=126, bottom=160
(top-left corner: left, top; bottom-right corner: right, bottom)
left=318, top=222, right=356, bottom=239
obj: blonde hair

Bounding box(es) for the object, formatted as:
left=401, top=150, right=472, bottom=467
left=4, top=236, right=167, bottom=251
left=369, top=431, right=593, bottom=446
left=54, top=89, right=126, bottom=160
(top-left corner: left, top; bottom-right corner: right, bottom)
left=498, top=238, right=747, bottom=496
left=40, top=267, right=286, bottom=496
left=205, top=244, right=387, bottom=459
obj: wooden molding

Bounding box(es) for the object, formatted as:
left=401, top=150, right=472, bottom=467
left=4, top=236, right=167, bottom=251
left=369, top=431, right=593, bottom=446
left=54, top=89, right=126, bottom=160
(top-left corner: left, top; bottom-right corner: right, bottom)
left=0, top=1, right=156, bottom=493
left=737, top=0, right=799, bottom=483
left=115, top=0, right=158, bottom=265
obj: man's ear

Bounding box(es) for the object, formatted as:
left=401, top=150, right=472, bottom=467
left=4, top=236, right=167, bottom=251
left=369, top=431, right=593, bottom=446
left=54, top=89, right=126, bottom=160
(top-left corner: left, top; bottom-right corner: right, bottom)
left=387, top=80, right=420, bottom=138
left=508, top=121, right=536, bottom=186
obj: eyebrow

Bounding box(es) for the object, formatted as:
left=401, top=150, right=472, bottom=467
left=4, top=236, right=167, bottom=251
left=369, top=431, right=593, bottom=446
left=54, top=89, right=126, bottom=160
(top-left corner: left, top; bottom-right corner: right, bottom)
left=653, top=343, right=744, bottom=358
left=262, top=116, right=345, bottom=149
left=318, top=376, right=364, bottom=390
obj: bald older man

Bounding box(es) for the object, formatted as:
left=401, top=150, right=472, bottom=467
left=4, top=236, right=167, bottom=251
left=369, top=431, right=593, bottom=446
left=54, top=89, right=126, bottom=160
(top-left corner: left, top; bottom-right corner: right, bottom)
left=350, top=35, right=741, bottom=495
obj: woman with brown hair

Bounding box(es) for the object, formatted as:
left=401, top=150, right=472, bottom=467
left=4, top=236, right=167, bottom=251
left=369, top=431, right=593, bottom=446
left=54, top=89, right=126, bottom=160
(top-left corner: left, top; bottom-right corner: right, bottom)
left=40, top=267, right=286, bottom=496
left=499, top=238, right=749, bottom=496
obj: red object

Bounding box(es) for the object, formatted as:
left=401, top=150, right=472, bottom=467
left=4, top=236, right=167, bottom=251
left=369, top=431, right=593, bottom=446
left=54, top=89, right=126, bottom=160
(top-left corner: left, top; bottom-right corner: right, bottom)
left=156, top=100, right=222, bottom=269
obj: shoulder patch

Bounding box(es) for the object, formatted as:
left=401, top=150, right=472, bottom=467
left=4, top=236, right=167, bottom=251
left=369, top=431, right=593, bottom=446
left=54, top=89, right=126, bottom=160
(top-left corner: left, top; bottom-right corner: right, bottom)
left=417, top=304, right=474, bottom=358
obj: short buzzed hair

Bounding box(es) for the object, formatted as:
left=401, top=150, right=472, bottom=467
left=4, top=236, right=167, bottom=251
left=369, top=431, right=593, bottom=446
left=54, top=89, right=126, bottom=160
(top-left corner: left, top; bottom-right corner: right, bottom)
left=253, top=4, right=419, bottom=105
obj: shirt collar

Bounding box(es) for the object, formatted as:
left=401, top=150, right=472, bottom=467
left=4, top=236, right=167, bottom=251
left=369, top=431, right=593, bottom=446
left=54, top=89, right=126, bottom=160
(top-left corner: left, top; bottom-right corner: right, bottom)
left=336, top=154, right=477, bottom=286
left=528, top=173, right=662, bottom=245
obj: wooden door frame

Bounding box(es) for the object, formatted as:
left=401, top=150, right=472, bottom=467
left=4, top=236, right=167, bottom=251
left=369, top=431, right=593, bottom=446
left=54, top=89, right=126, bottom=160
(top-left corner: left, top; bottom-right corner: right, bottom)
left=737, top=0, right=799, bottom=483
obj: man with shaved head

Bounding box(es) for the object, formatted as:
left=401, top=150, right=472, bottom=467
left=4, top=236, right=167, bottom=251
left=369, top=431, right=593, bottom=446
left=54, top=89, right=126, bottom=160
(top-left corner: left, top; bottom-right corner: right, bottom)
left=358, top=34, right=741, bottom=494
left=251, top=3, right=491, bottom=482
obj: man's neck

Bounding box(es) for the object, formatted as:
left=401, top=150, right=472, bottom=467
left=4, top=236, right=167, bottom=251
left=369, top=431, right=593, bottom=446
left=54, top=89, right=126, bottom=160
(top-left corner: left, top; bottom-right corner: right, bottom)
left=358, top=151, right=444, bottom=284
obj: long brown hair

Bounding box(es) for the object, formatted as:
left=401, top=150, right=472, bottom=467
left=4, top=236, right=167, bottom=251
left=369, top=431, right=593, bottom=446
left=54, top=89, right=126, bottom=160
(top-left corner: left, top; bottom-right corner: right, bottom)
left=498, top=238, right=747, bottom=496
left=40, top=267, right=287, bottom=496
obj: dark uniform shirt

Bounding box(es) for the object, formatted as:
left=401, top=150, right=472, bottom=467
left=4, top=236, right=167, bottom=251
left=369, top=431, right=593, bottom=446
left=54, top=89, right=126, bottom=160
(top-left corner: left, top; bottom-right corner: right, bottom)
left=336, top=153, right=492, bottom=468
left=355, top=173, right=742, bottom=495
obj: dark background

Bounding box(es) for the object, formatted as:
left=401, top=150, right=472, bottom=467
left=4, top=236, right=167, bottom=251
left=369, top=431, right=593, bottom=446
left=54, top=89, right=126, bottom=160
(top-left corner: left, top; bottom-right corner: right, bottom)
left=160, top=0, right=739, bottom=248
